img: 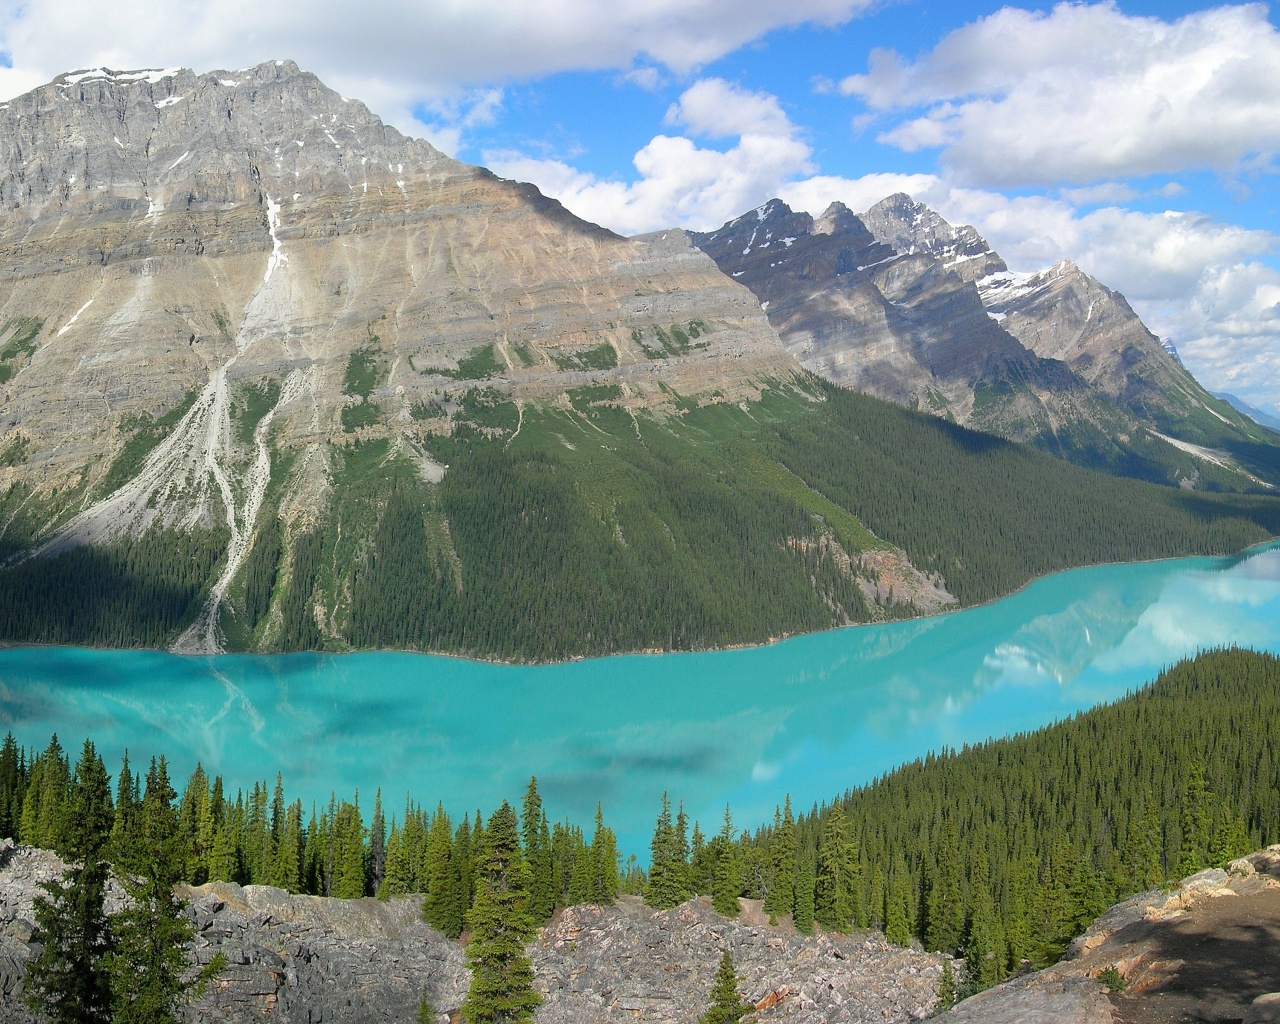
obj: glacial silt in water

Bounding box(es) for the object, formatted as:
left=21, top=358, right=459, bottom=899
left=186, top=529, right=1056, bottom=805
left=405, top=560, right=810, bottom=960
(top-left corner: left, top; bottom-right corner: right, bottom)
left=1, top=543, right=1278, bottom=856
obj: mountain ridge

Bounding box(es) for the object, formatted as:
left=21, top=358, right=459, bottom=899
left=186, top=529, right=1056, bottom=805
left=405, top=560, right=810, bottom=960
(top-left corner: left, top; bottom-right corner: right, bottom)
left=0, top=61, right=1276, bottom=659
left=691, top=195, right=1280, bottom=492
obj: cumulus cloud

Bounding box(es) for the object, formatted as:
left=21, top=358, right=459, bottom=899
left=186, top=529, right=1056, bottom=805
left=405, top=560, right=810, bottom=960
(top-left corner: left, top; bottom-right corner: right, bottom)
left=777, top=173, right=944, bottom=219
left=839, top=2, right=1280, bottom=187
left=486, top=78, right=813, bottom=235
left=0, top=0, right=873, bottom=141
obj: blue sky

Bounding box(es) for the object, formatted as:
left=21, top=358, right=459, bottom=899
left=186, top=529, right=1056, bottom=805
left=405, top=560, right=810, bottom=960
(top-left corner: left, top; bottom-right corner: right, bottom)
left=0, top=0, right=1276, bottom=411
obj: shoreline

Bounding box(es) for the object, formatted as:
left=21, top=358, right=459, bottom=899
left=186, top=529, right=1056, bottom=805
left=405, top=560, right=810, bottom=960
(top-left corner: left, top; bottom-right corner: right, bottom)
left=0, top=536, right=1276, bottom=668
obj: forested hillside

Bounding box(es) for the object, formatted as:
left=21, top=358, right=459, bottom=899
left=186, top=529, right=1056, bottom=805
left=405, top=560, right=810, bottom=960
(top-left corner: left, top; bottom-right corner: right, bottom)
left=2, top=647, right=1276, bottom=998
left=2, top=378, right=1278, bottom=660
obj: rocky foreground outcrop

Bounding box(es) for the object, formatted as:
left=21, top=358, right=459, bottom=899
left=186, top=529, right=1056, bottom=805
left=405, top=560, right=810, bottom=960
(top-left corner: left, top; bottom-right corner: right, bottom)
left=936, top=845, right=1280, bottom=1024
left=1, top=840, right=946, bottom=1023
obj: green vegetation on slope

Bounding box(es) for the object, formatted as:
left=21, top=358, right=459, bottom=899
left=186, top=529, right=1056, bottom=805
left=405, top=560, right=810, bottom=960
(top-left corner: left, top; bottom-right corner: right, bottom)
left=769, top=379, right=1280, bottom=606
left=97, top=390, right=200, bottom=498
left=2, top=377, right=1278, bottom=655
left=0, top=526, right=227, bottom=647
left=0, top=316, right=43, bottom=384
left=727, top=647, right=1280, bottom=985
left=1, top=648, right=1272, bottom=1000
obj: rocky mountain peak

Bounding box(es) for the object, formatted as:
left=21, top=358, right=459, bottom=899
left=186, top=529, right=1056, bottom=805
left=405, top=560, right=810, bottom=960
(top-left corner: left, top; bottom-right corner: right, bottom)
left=812, top=201, right=862, bottom=237
left=691, top=198, right=814, bottom=254
left=0, top=58, right=449, bottom=223
left=859, top=193, right=1004, bottom=283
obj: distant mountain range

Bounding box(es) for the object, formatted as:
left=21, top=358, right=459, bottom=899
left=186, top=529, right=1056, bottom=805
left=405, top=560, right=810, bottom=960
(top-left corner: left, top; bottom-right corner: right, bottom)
left=691, top=196, right=1280, bottom=492
left=1216, top=392, right=1280, bottom=433
left=0, top=61, right=1276, bottom=659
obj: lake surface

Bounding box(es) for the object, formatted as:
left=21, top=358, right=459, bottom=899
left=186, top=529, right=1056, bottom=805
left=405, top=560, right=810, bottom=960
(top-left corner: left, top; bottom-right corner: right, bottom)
left=2, top=542, right=1279, bottom=858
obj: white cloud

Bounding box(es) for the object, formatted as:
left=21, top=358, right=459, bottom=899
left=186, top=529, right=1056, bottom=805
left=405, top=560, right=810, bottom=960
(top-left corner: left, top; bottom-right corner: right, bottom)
left=777, top=173, right=943, bottom=218
left=486, top=78, right=813, bottom=235
left=839, top=2, right=1280, bottom=187
left=0, top=0, right=874, bottom=106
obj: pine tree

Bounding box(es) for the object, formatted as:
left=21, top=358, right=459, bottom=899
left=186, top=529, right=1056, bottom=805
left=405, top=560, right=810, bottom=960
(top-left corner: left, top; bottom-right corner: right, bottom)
left=925, top=818, right=963, bottom=953
left=109, top=757, right=219, bottom=1023
left=867, top=863, right=886, bottom=930
left=793, top=856, right=815, bottom=936
left=937, top=961, right=956, bottom=1011
left=521, top=779, right=556, bottom=922
left=567, top=830, right=592, bottom=906
left=645, top=793, right=689, bottom=909
left=711, top=806, right=741, bottom=918
left=461, top=801, right=539, bottom=1024
left=762, top=798, right=795, bottom=920
left=110, top=751, right=141, bottom=871
left=1179, top=758, right=1213, bottom=877
left=698, top=951, right=755, bottom=1024
left=589, top=804, right=619, bottom=905
left=424, top=804, right=463, bottom=937
left=23, top=739, right=114, bottom=1024
left=885, top=863, right=913, bottom=947
left=1208, top=802, right=1251, bottom=867
left=689, top=821, right=711, bottom=895
left=814, top=806, right=858, bottom=933
left=368, top=790, right=387, bottom=897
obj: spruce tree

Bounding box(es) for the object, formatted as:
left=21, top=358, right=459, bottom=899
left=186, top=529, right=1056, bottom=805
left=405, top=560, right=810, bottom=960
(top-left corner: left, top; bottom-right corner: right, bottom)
left=711, top=806, right=741, bottom=918
left=689, top=821, right=711, bottom=895
left=814, top=806, right=858, bottom=932
left=424, top=805, right=463, bottom=937
left=589, top=804, right=619, bottom=905
left=24, top=739, right=114, bottom=1024
left=567, top=830, right=592, bottom=905
left=1179, top=758, right=1213, bottom=877
left=645, top=793, right=688, bottom=909
left=793, top=856, right=815, bottom=936
left=110, top=751, right=140, bottom=869
left=461, top=801, right=539, bottom=1024
left=698, top=951, right=755, bottom=1024
left=925, top=818, right=963, bottom=953
left=109, top=757, right=218, bottom=1023
left=885, top=865, right=913, bottom=947
left=1208, top=803, right=1251, bottom=867
left=368, top=790, right=387, bottom=897
left=762, top=798, right=795, bottom=920
left=520, top=778, right=555, bottom=922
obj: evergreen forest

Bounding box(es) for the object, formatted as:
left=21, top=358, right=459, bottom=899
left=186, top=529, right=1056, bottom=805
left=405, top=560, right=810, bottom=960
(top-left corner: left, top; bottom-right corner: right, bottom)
left=2, top=646, right=1276, bottom=999
left=4, top=377, right=1276, bottom=660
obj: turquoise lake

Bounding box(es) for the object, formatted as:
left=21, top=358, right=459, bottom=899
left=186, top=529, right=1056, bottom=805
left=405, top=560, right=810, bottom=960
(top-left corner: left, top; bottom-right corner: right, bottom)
left=2, top=542, right=1279, bottom=857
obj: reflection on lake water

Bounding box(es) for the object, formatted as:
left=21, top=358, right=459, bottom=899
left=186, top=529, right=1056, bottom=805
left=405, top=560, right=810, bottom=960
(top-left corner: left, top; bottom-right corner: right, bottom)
left=2, top=542, right=1278, bottom=857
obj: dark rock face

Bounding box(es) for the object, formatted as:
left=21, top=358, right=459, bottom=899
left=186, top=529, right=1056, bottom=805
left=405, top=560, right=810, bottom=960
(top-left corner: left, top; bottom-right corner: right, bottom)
left=692, top=195, right=1279, bottom=488
left=690, top=198, right=1078, bottom=435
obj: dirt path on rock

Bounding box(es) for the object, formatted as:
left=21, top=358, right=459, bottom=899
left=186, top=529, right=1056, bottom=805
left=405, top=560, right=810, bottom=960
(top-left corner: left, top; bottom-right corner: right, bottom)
left=1109, top=888, right=1280, bottom=1024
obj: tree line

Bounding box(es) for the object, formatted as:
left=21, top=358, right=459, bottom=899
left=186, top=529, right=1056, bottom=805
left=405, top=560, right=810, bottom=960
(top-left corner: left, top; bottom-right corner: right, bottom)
left=633, top=646, right=1278, bottom=994
left=3, top=647, right=1278, bottom=1016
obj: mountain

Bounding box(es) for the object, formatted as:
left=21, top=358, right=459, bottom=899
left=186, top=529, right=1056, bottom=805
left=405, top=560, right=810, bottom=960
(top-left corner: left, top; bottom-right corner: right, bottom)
left=0, top=62, right=1277, bottom=659
left=691, top=196, right=1280, bottom=492
left=1216, top=392, right=1280, bottom=433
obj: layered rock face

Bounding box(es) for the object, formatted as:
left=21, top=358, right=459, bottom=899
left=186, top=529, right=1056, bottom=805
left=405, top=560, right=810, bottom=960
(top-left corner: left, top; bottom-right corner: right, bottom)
left=692, top=196, right=1279, bottom=488
left=979, top=260, right=1206, bottom=420
left=0, top=59, right=788, bottom=510
left=0, top=61, right=805, bottom=653
left=690, top=195, right=1143, bottom=445
left=937, top=846, right=1280, bottom=1024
